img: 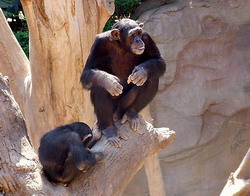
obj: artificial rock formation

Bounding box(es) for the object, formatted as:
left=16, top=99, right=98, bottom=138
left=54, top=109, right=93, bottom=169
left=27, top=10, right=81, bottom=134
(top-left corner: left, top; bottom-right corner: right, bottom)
left=124, top=0, right=250, bottom=195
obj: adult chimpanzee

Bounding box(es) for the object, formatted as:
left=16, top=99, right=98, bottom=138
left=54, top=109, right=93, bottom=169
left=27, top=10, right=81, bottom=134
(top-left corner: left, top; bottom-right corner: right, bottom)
left=80, top=18, right=166, bottom=148
left=38, top=122, right=103, bottom=185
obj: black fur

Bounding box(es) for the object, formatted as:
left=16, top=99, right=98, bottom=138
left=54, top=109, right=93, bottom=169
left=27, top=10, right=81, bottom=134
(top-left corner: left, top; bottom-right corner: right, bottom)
left=38, top=122, right=103, bottom=184
left=80, top=19, right=166, bottom=146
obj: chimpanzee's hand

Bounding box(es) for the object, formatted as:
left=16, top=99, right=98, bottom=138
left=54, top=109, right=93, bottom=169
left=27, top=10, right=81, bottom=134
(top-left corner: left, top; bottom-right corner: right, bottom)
left=102, top=73, right=123, bottom=96
left=127, top=66, right=148, bottom=86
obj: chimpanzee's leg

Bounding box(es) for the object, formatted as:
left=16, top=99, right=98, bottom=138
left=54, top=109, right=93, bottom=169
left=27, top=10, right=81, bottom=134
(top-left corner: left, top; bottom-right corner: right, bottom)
left=117, top=77, right=159, bottom=130
left=42, top=167, right=62, bottom=183
left=60, top=152, right=80, bottom=185
left=129, top=77, right=159, bottom=113
left=90, top=86, right=114, bottom=129
left=90, top=86, right=127, bottom=147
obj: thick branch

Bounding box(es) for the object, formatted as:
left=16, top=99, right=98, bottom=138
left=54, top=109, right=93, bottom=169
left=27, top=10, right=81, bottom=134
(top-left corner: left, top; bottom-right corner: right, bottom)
left=141, top=107, right=167, bottom=196
left=0, top=73, right=175, bottom=195
left=220, top=148, right=250, bottom=196
left=0, top=9, right=31, bottom=113
left=20, top=0, right=114, bottom=148
left=144, top=154, right=166, bottom=196
left=97, top=0, right=115, bottom=31
left=70, top=122, right=175, bottom=196
left=0, top=73, right=65, bottom=195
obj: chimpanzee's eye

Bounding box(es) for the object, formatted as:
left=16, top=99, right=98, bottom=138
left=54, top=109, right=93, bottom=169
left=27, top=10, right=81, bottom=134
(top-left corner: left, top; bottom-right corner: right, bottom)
left=135, top=30, right=142, bottom=37
left=130, top=33, right=135, bottom=38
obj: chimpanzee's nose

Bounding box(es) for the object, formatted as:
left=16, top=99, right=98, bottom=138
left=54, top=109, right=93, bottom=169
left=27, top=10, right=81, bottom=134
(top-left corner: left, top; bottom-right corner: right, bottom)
left=135, top=38, right=141, bottom=43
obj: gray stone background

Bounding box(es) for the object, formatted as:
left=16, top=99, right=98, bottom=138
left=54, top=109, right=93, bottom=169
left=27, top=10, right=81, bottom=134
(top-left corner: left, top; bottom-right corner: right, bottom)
left=123, top=0, right=250, bottom=195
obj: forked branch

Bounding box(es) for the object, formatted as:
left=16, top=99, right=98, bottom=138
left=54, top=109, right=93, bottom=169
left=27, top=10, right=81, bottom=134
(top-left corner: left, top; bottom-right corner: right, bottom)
left=0, top=73, right=175, bottom=196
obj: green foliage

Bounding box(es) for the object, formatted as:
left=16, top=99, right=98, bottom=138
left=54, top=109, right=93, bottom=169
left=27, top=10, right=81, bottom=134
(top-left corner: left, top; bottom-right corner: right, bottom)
left=103, top=0, right=141, bottom=31
left=13, top=30, right=29, bottom=57
left=6, top=10, right=29, bottom=57
left=3, top=0, right=141, bottom=57
left=115, top=0, right=141, bottom=17
left=104, top=18, right=116, bottom=32
left=2, top=0, right=29, bottom=57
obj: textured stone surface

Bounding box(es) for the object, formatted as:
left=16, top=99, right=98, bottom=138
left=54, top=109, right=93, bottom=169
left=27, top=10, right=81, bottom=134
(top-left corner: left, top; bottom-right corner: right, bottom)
left=123, top=0, right=250, bottom=195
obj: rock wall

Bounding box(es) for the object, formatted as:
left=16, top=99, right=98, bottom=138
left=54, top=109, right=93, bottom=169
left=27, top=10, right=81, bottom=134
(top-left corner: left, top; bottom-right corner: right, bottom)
left=123, top=0, right=250, bottom=195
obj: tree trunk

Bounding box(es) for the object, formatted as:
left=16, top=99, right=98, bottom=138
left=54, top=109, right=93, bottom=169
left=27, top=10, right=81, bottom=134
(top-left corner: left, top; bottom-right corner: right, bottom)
left=11, top=0, right=113, bottom=149
left=0, top=73, right=176, bottom=195
left=142, top=108, right=167, bottom=196
left=0, top=0, right=170, bottom=194
left=0, top=9, right=30, bottom=120
left=145, top=154, right=167, bottom=196
left=220, top=148, right=250, bottom=196
left=0, top=73, right=65, bottom=195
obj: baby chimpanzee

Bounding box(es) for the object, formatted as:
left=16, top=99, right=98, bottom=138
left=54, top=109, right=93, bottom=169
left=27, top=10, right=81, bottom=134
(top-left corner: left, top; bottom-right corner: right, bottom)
left=38, top=122, right=103, bottom=185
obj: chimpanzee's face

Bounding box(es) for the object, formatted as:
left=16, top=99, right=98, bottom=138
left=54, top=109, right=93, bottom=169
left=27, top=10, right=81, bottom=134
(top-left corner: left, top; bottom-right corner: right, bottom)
left=110, top=19, right=145, bottom=55
left=127, top=26, right=145, bottom=55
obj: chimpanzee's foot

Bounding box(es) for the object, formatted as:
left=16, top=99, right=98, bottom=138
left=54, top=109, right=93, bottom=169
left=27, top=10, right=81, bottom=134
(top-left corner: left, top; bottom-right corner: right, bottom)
left=121, top=110, right=140, bottom=132
left=92, top=121, right=102, bottom=140
left=93, top=152, right=105, bottom=162
left=102, top=126, right=127, bottom=148
left=85, top=121, right=102, bottom=148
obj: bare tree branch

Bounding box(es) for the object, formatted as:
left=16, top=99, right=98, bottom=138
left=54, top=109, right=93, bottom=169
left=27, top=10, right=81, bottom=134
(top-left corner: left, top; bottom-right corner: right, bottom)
left=0, top=73, right=175, bottom=196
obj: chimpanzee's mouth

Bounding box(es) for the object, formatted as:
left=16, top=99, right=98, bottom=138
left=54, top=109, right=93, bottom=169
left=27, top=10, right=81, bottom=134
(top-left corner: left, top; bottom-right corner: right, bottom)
left=138, top=46, right=145, bottom=50
left=132, top=45, right=145, bottom=55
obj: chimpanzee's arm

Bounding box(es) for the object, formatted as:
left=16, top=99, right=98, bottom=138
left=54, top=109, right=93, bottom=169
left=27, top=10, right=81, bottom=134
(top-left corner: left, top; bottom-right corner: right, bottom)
left=80, top=34, right=123, bottom=96
left=68, top=133, right=97, bottom=171
left=139, top=33, right=166, bottom=77
left=80, top=36, right=108, bottom=89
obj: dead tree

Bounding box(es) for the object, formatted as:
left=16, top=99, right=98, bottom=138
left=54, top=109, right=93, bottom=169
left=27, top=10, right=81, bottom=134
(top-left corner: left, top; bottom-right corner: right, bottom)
left=0, top=74, right=175, bottom=195
left=0, top=0, right=173, bottom=195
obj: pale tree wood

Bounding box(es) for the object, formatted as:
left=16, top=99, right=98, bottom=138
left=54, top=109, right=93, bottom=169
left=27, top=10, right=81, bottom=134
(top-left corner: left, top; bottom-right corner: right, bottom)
left=144, top=154, right=167, bottom=196
left=142, top=108, right=167, bottom=196
left=0, top=9, right=31, bottom=118
left=0, top=73, right=67, bottom=195
left=0, top=73, right=175, bottom=195
left=220, top=148, right=250, bottom=196
left=0, top=0, right=169, bottom=194
left=19, top=0, right=115, bottom=149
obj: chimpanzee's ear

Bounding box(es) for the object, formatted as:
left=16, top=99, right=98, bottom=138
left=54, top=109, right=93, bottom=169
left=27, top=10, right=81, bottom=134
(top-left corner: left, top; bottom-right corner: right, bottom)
left=139, top=23, right=144, bottom=28
left=111, top=29, right=120, bottom=40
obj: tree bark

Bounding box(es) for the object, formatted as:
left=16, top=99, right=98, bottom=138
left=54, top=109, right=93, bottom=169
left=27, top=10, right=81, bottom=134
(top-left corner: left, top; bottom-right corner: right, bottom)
left=18, top=0, right=115, bottom=149
left=0, top=9, right=31, bottom=118
left=0, top=73, right=175, bottom=195
left=142, top=108, right=167, bottom=196
left=0, top=73, right=66, bottom=195
left=0, top=1, right=170, bottom=195
left=145, top=154, right=167, bottom=196
left=220, top=148, right=250, bottom=196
